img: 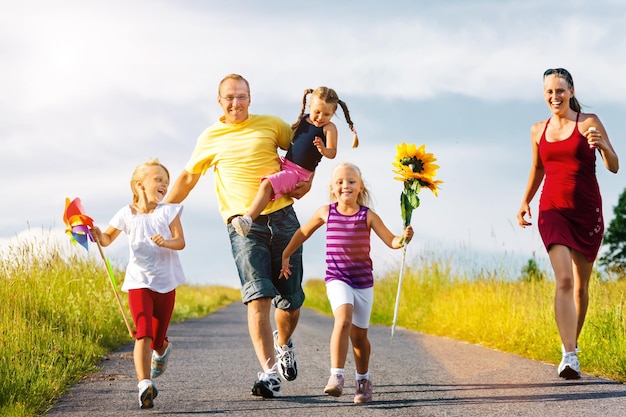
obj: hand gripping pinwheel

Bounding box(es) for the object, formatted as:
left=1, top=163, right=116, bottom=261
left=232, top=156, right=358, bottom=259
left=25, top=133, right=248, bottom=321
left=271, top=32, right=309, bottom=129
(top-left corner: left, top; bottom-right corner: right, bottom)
left=63, top=197, right=135, bottom=338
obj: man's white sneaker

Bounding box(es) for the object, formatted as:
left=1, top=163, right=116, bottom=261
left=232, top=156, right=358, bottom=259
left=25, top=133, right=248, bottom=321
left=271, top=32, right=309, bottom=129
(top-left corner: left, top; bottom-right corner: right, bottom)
left=273, top=330, right=298, bottom=381
left=251, top=371, right=282, bottom=398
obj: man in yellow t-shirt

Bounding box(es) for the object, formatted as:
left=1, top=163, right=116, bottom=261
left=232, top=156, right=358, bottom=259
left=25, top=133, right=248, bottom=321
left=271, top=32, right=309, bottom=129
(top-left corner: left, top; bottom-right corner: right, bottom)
left=167, top=74, right=310, bottom=398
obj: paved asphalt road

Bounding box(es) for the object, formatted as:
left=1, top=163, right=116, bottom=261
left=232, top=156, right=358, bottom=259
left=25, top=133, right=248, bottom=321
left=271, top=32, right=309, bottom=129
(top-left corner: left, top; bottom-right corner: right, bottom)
left=46, top=303, right=626, bottom=416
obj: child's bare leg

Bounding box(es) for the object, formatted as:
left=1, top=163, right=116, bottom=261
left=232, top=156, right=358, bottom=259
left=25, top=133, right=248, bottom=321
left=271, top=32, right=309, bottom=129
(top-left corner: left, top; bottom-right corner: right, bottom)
left=246, top=179, right=274, bottom=221
left=330, top=304, right=353, bottom=368
left=134, top=337, right=153, bottom=381
left=324, top=304, right=352, bottom=396
left=350, top=326, right=370, bottom=375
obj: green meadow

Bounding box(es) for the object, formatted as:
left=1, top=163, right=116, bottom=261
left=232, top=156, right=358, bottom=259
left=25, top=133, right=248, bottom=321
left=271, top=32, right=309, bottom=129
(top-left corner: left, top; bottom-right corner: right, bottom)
left=2, top=237, right=626, bottom=417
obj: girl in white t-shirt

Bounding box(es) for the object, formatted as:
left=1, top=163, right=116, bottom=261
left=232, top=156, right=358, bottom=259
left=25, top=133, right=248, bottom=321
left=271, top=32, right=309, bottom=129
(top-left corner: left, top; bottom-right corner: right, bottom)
left=91, top=158, right=186, bottom=410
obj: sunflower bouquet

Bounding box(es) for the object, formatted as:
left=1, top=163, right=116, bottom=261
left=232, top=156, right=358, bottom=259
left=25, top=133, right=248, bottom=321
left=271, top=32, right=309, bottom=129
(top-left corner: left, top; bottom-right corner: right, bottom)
left=390, top=142, right=442, bottom=339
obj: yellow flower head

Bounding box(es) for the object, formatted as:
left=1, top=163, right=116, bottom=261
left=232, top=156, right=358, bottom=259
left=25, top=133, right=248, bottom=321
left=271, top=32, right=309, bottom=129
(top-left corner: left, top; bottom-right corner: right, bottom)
left=392, top=142, right=442, bottom=196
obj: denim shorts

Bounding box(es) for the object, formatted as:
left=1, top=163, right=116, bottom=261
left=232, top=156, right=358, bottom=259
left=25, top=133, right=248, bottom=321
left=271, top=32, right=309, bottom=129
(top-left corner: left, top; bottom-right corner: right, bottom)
left=228, top=205, right=305, bottom=310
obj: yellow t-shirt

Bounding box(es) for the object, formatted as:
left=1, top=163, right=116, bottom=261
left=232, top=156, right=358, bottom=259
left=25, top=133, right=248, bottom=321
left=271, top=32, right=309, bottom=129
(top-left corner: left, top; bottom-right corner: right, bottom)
left=185, top=114, right=294, bottom=223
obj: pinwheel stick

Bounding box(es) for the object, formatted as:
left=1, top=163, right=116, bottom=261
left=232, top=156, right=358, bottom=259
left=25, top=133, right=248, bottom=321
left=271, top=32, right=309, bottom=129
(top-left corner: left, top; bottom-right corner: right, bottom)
left=93, top=236, right=135, bottom=339
left=391, top=244, right=407, bottom=342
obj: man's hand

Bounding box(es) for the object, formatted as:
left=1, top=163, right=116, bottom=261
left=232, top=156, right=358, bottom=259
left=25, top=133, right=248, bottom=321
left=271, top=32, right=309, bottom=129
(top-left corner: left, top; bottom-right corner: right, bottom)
left=288, top=181, right=310, bottom=199
left=288, top=172, right=314, bottom=200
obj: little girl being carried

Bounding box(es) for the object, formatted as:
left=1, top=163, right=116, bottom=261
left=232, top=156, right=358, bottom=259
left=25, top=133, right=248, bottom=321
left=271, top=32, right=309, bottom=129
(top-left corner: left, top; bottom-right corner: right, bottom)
left=231, top=86, right=358, bottom=237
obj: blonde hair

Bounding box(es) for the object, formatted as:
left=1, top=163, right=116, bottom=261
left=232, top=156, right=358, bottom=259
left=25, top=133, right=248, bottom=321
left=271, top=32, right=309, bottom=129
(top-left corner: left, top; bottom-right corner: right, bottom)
left=218, top=73, right=250, bottom=97
left=130, top=158, right=170, bottom=203
left=291, top=86, right=359, bottom=148
left=329, top=162, right=371, bottom=206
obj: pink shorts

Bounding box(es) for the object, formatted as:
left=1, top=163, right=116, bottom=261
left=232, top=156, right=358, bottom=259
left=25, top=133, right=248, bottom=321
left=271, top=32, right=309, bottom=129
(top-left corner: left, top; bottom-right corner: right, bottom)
left=263, top=158, right=313, bottom=201
left=128, top=288, right=176, bottom=350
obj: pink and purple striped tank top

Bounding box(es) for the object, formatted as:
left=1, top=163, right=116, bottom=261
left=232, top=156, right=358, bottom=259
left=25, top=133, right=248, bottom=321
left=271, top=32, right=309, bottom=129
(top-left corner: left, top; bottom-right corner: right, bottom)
left=325, top=202, right=373, bottom=289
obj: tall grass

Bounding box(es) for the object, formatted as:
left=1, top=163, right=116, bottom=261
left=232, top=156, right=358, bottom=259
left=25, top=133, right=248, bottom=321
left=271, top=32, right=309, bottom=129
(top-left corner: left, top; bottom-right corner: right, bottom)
left=304, top=257, right=626, bottom=382
left=1, top=234, right=240, bottom=417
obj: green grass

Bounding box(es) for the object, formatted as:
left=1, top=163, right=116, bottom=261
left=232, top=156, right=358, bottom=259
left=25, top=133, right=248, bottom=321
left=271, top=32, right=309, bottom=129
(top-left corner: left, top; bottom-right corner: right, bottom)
left=304, top=257, right=626, bottom=383
left=0, top=235, right=240, bottom=417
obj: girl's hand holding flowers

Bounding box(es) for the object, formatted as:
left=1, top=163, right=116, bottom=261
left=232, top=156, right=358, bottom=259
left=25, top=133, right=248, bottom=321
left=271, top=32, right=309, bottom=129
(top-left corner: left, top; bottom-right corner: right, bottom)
left=401, top=225, right=414, bottom=247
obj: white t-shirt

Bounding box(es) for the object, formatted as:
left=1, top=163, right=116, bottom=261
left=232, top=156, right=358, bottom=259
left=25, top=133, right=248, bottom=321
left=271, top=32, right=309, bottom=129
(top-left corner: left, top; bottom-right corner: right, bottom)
left=109, top=203, right=186, bottom=293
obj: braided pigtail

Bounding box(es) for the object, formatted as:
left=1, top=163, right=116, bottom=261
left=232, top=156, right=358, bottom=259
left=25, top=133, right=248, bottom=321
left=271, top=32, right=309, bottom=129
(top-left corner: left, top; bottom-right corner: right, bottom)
left=338, top=99, right=358, bottom=148
left=291, top=88, right=314, bottom=131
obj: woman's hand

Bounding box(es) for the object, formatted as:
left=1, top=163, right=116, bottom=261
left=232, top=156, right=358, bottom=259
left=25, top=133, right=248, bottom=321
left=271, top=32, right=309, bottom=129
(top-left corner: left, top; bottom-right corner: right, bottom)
left=585, top=127, right=600, bottom=150
left=517, top=203, right=533, bottom=227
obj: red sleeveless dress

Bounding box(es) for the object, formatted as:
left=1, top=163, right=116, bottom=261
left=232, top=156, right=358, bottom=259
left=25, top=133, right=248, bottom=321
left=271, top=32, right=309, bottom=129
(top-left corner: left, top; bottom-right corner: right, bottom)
left=538, top=114, right=603, bottom=262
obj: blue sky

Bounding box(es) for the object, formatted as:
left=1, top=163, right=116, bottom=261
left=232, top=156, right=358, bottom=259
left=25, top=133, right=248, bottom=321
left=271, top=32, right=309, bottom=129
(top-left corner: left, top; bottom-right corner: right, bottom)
left=2, top=0, right=625, bottom=286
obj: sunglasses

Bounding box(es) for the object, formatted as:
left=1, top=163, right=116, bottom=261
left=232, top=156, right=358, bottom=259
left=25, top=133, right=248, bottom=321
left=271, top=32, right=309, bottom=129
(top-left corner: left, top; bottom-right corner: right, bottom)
left=544, top=68, right=573, bottom=86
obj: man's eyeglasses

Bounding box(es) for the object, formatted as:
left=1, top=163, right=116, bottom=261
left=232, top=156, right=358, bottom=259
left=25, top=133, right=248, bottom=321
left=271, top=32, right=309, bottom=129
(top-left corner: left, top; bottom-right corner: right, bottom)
left=219, top=95, right=250, bottom=102
left=543, top=68, right=573, bottom=86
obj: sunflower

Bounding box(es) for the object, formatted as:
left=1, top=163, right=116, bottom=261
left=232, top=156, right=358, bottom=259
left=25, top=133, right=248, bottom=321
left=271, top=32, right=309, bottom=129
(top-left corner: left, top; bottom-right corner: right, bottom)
left=392, top=143, right=442, bottom=193
left=392, top=142, right=442, bottom=227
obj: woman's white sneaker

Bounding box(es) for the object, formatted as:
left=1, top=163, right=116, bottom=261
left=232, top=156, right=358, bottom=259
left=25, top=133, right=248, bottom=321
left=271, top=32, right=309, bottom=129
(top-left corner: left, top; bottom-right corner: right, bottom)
left=558, top=352, right=581, bottom=379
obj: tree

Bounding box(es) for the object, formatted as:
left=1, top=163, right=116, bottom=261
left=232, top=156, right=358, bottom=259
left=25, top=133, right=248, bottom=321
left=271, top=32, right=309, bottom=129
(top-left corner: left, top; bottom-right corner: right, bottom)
left=599, top=188, right=626, bottom=275
left=520, top=253, right=546, bottom=282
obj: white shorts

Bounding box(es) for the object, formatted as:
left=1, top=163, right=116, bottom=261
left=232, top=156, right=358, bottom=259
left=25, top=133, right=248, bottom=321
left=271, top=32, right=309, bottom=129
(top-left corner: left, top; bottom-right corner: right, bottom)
left=325, top=280, right=374, bottom=329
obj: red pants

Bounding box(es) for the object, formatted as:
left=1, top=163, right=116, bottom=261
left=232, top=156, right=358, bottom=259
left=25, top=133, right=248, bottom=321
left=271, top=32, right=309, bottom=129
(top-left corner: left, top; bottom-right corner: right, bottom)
left=128, top=288, right=176, bottom=351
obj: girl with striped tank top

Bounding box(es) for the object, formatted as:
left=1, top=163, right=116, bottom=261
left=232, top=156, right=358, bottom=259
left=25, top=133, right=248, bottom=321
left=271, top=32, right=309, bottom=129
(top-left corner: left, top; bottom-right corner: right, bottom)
left=279, top=162, right=413, bottom=404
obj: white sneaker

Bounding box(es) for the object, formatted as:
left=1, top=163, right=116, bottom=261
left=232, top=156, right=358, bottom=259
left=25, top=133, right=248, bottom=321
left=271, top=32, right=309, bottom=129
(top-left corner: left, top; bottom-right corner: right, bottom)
left=251, top=371, right=282, bottom=398
left=273, top=330, right=298, bottom=381
left=232, top=215, right=252, bottom=237
left=150, top=343, right=171, bottom=379
left=138, top=380, right=158, bottom=409
left=558, top=352, right=581, bottom=380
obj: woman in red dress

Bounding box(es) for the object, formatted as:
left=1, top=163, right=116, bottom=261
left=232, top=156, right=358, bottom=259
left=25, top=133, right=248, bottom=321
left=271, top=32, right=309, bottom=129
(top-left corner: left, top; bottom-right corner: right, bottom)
left=517, top=68, right=619, bottom=380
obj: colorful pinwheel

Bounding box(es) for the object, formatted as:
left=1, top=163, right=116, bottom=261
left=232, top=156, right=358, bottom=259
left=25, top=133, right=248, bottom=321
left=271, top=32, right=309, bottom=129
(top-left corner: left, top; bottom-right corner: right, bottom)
left=63, top=197, right=95, bottom=251
left=63, top=197, right=135, bottom=338
left=390, top=143, right=442, bottom=340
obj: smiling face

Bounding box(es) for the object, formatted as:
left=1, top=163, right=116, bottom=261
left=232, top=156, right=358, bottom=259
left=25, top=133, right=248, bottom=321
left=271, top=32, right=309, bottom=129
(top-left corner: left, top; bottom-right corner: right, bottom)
left=136, top=165, right=170, bottom=204
left=543, top=74, right=574, bottom=115
left=218, top=78, right=251, bottom=124
left=330, top=165, right=363, bottom=206
left=308, top=96, right=336, bottom=127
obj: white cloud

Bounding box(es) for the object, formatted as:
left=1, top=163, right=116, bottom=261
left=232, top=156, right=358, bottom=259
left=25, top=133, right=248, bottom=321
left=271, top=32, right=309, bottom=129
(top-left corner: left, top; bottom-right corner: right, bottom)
left=4, top=0, right=626, bottom=112
left=2, top=1, right=626, bottom=286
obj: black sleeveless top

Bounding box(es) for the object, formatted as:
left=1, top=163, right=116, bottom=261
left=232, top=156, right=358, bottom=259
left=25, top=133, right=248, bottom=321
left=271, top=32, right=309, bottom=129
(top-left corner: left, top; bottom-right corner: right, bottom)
left=285, top=116, right=326, bottom=172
